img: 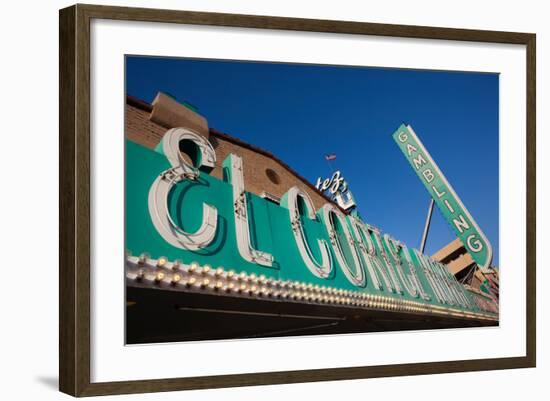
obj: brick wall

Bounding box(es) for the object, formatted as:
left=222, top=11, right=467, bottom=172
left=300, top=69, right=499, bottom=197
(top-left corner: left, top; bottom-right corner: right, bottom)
left=125, top=104, right=166, bottom=149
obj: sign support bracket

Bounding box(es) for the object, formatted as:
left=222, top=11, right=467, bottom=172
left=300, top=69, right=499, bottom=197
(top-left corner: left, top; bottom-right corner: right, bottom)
left=420, top=198, right=435, bottom=254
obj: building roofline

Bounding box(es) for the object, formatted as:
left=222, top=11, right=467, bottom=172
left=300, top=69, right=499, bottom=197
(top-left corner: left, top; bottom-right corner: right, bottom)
left=127, top=95, right=153, bottom=112
left=126, top=95, right=346, bottom=213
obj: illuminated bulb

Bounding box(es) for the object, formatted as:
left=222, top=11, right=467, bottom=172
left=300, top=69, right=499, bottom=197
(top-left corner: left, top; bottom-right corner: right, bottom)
left=201, top=278, right=210, bottom=288
left=202, top=265, right=211, bottom=274
left=215, top=267, right=224, bottom=277
left=171, top=274, right=181, bottom=284
left=226, top=282, right=235, bottom=292
left=239, top=272, right=247, bottom=281
left=187, top=277, right=197, bottom=287
left=215, top=280, right=223, bottom=290
left=259, top=275, right=266, bottom=283
left=155, top=271, right=165, bottom=282
left=239, top=283, right=248, bottom=292
left=188, top=262, right=199, bottom=273
left=156, top=257, right=167, bottom=268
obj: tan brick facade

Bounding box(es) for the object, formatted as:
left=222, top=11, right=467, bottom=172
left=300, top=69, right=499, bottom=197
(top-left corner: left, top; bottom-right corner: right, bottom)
left=432, top=238, right=475, bottom=276
left=125, top=102, right=166, bottom=149
left=125, top=96, right=338, bottom=212
left=432, top=237, right=499, bottom=299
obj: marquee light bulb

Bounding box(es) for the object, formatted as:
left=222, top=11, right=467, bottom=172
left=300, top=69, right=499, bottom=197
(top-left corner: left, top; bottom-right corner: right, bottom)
left=172, top=259, right=182, bottom=270
left=156, top=257, right=167, bottom=268
left=188, top=262, right=199, bottom=273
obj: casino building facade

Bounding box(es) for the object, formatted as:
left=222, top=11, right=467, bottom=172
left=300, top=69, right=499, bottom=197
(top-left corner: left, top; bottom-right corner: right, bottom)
left=125, top=92, right=498, bottom=344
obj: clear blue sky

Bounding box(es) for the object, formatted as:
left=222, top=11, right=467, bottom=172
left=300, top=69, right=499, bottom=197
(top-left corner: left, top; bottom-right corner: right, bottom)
left=126, top=56, right=499, bottom=266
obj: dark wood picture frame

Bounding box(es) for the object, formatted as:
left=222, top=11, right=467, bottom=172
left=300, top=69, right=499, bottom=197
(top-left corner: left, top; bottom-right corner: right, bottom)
left=59, top=3, right=536, bottom=397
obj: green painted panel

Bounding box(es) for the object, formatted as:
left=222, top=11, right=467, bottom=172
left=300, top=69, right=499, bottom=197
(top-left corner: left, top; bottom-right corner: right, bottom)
left=126, top=139, right=492, bottom=315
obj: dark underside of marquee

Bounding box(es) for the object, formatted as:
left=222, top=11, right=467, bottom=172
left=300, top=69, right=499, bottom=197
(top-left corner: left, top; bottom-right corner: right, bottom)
left=126, top=285, right=498, bottom=344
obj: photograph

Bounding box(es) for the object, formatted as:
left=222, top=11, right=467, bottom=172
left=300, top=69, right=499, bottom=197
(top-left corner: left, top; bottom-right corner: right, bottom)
left=124, top=56, right=500, bottom=344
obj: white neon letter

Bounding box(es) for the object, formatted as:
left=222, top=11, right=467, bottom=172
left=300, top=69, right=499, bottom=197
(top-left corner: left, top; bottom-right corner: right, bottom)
left=223, top=154, right=273, bottom=267
left=320, top=204, right=365, bottom=286
left=282, top=187, right=332, bottom=278
left=148, top=128, right=218, bottom=250
left=383, top=234, right=423, bottom=298
left=347, top=216, right=395, bottom=292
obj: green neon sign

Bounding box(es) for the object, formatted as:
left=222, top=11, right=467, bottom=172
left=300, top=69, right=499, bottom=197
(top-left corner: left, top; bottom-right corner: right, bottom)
left=392, top=124, right=493, bottom=271
left=125, top=127, right=498, bottom=319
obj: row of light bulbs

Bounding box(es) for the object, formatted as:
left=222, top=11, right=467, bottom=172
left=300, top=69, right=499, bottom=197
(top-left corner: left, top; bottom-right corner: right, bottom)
left=126, top=254, right=498, bottom=321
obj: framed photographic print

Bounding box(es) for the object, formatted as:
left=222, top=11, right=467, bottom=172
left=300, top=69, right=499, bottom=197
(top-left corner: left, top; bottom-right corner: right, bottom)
left=59, top=4, right=536, bottom=397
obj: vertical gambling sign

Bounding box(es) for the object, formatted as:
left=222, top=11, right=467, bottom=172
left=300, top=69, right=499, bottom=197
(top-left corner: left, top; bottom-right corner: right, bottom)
left=392, top=124, right=493, bottom=271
